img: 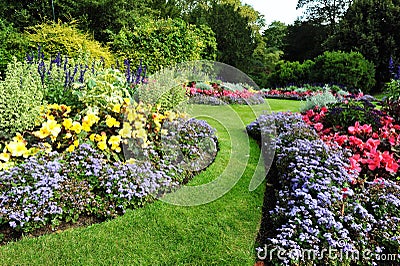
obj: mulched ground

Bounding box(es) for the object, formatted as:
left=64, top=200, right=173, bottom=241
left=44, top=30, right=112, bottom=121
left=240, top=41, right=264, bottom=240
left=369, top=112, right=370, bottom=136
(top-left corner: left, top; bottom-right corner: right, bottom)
left=0, top=215, right=105, bottom=246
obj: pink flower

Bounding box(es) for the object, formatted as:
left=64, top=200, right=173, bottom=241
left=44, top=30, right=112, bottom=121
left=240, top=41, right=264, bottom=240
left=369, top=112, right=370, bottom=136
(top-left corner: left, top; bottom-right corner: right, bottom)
left=365, top=138, right=380, bottom=152
left=348, top=121, right=360, bottom=135
left=349, top=154, right=362, bottom=172
left=360, top=124, right=372, bottom=134
left=348, top=136, right=363, bottom=147
left=314, top=123, right=324, bottom=131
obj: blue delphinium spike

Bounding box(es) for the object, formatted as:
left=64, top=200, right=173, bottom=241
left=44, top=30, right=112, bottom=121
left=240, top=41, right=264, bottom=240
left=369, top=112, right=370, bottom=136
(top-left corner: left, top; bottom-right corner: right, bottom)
left=142, top=65, right=147, bottom=83
left=124, top=59, right=131, bottom=84
left=389, top=57, right=395, bottom=75
left=136, top=59, right=143, bottom=84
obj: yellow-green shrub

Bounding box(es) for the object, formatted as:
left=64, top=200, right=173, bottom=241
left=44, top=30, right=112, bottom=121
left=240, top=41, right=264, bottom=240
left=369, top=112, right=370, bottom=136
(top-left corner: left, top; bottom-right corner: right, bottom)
left=110, top=17, right=217, bottom=72
left=0, top=59, right=44, bottom=140
left=24, top=21, right=115, bottom=66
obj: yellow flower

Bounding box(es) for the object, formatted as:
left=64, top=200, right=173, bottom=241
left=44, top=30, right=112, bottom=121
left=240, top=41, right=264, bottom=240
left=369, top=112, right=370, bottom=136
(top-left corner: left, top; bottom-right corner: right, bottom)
left=161, top=129, right=168, bottom=135
left=64, top=133, right=73, bottom=139
left=13, top=133, right=25, bottom=142
left=108, top=135, right=121, bottom=152
left=106, top=116, right=120, bottom=128
left=60, top=105, right=72, bottom=116
left=112, top=104, right=121, bottom=113
left=66, top=145, right=75, bottom=152
left=119, top=122, right=132, bottom=138
left=108, top=135, right=121, bottom=146
left=97, top=141, right=107, bottom=150
left=123, top=98, right=131, bottom=105
left=94, top=134, right=103, bottom=142
left=42, top=143, right=52, bottom=153
left=71, top=122, right=82, bottom=134
left=25, top=147, right=40, bottom=158
left=134, top=120, right=144, bottom=129
left=62, top=118, right=73, bottom=130
left=126, top=108, right=137, bottom=122
left=125, top=158, right=136, bottom=165
left=47, top=119, right=62, bottom=137
left=6, top=141, right=28, bottom=157
left=83, top=112, right=100, bottom=126
left=89, top=134, right=96, bottom=142
left=34, top=127, right=50, bottom=139
left=135, top=128, right=147, bottom=140
left=82, top=121, right=92, bottom=132
left=34, top=119, right=60, bottom=139
left=74, top=139, right=79, bottom=147
left=0, top=152, right=10, bottom=162
left=48, top=103, right=60, bottom=110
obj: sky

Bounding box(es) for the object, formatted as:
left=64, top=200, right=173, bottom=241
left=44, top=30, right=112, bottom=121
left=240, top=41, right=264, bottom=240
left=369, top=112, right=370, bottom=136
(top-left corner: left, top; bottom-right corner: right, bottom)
left=241, top=0, right=303, bottom=26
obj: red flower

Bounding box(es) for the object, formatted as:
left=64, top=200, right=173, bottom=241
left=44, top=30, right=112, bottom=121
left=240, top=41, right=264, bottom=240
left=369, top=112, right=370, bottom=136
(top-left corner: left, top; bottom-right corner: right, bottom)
left=334, top=133, right=348, bottom=146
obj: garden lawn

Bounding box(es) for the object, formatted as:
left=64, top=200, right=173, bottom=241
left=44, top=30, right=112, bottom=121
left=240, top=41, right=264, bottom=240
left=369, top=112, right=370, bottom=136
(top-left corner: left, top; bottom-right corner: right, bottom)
left=0, top=100, right=300, bottom=265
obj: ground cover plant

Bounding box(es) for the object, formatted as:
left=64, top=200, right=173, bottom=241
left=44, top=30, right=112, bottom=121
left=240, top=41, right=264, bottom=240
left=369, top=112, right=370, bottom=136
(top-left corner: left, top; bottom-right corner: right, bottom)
left=248, top=97, right=400, bottom=265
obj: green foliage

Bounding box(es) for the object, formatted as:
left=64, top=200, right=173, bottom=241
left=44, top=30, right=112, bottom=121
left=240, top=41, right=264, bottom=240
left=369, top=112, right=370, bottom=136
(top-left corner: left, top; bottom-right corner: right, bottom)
left=267, top=60, right=314, bottom=87
left=263, top=21, right=287, bottom=51
left=312, top=51, right=376, bottom=93
left=76, top=68, right=131, bottom=110
left=300, top=89, right=337, bottom=111
left=327, top=0, right=400, bottom=91
left=137, top=66, right=194, bottom=112
left=110, top=17, right=217, bottom=73
left=268, top=51, right=375, bottom=92
left=382, top=79, right=400, bottom=124
left=296, top=0, right=352, bottom=31
left=25, top=21, right=115, bottom=66
left=0, top=19, right=29, bottom=75
left=0, top=59, right=44, bottom=140
left=324, top=100, right=384, bottom=132
left=283, top=21, right=328, bottom=62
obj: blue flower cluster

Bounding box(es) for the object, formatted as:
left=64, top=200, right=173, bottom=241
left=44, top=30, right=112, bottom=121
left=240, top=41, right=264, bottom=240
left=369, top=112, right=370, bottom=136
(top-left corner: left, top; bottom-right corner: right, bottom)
left=1, top=119, right=218, bottom=236
left=189, top=93, right=265, bottom=105
left=249, top=113, right=400, bottom=265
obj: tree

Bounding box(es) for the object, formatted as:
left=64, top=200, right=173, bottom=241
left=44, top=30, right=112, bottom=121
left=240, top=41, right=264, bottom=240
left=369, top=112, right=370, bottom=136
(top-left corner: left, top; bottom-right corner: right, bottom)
left=190, top=2, right=257, bottom=73
left=297, top=0, right=353, bottom=32
left=283, top=20, right=328, bottom=62
left=263, top=21, right=288, bottom=51
left=327, top=0, right=400, bottom=90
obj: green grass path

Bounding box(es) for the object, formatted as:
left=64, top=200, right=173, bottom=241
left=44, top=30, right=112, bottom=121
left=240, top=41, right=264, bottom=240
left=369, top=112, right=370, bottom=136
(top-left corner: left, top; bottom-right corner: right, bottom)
left=0, top=100, right=302, bottom=265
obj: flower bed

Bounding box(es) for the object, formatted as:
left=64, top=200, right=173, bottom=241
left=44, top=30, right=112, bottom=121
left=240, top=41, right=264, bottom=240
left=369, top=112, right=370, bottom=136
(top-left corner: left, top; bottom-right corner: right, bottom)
left=0, top=57, right=218, bottom=244
left=261, top=85, right=365, bottom=101
left=187, top=81, right=265, bottom=105
left=248, top=104, right=400, bottom=265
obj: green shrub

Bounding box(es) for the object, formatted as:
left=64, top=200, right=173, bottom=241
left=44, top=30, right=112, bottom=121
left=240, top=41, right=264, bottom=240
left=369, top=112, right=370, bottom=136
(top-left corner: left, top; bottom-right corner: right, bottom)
left=0, top=19, right=29, bottom=76
left=311, top=51, right=375, bottom=93
left=24, top=21, right=115, bottom=66
left=0, top=59, right=44, bottom=140
left=109, top=17, right=217, bottom=72
left=76, top=68, right=131, bottom=111
left=267, top=59, right=314, bottom=87
left=300, top=89, right=337, bottom=111
left=324, top=100, right=385, bottom=132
